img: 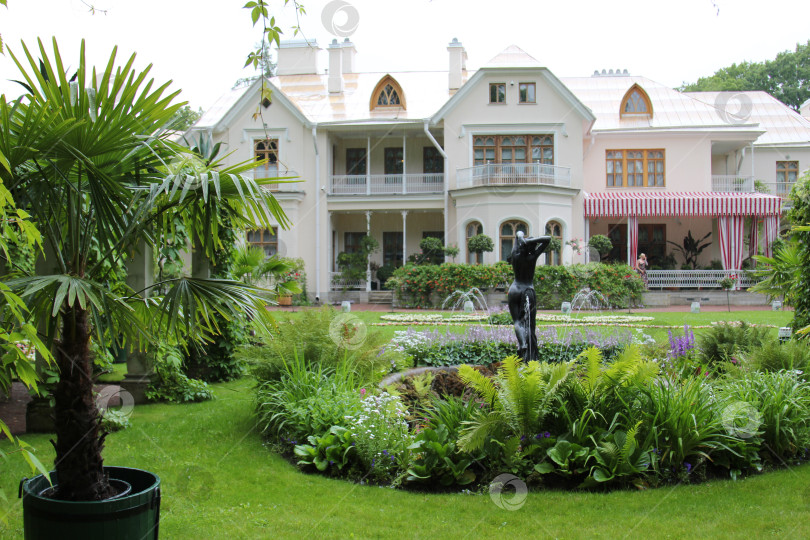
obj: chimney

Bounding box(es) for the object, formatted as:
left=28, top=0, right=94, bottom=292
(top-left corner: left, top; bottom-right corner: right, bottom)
left=276, top=39, right=320, bottom=76
left=328, top=39, right=343, bottom=93
left=447, top=38, right=467, bottom=91
left=341, top=38, right=356, bottom=74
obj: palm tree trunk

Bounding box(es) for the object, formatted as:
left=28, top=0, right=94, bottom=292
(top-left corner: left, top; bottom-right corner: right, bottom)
left=52, top=305, right=112, bottom=501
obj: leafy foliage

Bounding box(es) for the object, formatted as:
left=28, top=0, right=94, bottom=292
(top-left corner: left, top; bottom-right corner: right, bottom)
left=248, top=306, right=402, bottom=383
left=467, top=234, right=494, bottom=257
left=587, top=235, right=613, bottom=257
left=680, top=40, right=810, bottom=111
left=667, top=231, right=712, bottom=269
left=698, top=322, right=770, bottom=367
left=787, top=171, right=810, bottom=336
left=389, top=262, right=643, bottom=309
left=457, top=356, right=572, bottom=452
left=255, top=354, right=361, bottom=442
left=146, top=344, right=213, bottom=403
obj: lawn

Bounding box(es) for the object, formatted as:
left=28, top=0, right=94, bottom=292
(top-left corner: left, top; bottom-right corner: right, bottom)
left=2, top=306, right=808, bottom=539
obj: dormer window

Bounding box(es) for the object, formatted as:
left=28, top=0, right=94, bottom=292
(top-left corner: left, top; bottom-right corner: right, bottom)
left=620, top=84, right=653, bottom=117
left=370, top=75, right=406, bottom=110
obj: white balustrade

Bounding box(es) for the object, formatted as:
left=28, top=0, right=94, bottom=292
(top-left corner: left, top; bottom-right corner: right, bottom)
left=646, top=269, right=758, bottom=289
left=456, top=163, right=571, bottom=189
left=329, top=174, right=444, bottom=195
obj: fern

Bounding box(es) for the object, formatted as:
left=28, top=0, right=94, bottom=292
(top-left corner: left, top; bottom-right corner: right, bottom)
left=457, top=357, right=572, bottom=452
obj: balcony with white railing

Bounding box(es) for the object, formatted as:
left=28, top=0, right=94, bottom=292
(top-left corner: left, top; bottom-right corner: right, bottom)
left=754, top=181, right=795, bottom=198
left=711, top=175, right=754, bottom=193
left=329, top=173, right=445, bottom=196
left=329, top=272, right=367, bottom=291
left=455, top=163, right=571, bottom=189
left=646, top=269, right=758, bottom=290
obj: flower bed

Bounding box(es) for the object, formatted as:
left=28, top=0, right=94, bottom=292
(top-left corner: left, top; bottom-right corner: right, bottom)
left=379, top=313, right=489, bottom=323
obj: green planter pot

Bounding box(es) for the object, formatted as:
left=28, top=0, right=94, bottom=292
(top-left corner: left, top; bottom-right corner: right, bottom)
left=20, top=466, right=161, bottom=540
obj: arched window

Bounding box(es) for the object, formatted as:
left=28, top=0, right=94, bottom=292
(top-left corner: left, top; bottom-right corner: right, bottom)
left=466, top=221, right=484, bottom=264
left=545, top=221, right=563, bottom=265
left=370, top=75, right=406, bottom=110
left=620, top=84, right=653, bottom=118
left=500, top=220, right=528, bottom=261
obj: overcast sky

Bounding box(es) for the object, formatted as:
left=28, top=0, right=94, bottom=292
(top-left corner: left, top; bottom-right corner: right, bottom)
left=1, top=0, right=808, bottom=112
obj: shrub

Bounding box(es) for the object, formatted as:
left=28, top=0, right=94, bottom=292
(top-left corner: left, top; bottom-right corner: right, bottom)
left=255, top=355, right=362, bottom=443
left=146, top=344, right=213, bottom=403
left=388, top=262, right=643, bottom=309
left=718, top=370, right=810, bottom=458
left=248, top=306, right=404, bottom=384
left=698, top=322, right=770, bottom=366
left=184, top=319, right=247, bottom=382
left=467, top=234, right=494, bottom=258
left=587, top=235, right=613, bottom=257
left=743, top=338, right=810, bottom=374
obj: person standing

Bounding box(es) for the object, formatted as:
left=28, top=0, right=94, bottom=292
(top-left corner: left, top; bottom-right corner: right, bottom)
left=636, top=253, right=649, bottom=289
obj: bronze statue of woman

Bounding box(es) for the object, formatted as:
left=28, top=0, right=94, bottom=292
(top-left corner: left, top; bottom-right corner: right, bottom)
left=507, top=231, right=551, bottom=361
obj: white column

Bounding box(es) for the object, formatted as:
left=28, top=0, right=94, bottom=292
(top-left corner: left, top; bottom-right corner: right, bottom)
left=366, top=136, right=371, bottom=196
left=402, top=134, right=407, bottom=195
left=627, top=217, right=632, bottom=266
left=328, top=211, right=334, bottom=273
left=584, top=217, right=590, bottom=263
left=401, top=210, right=408, bottom=266
left=366, top=211, right=372, bottom=292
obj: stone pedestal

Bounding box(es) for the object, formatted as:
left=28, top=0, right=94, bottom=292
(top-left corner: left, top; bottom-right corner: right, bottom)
left=120, top=349, right=154, bottom=405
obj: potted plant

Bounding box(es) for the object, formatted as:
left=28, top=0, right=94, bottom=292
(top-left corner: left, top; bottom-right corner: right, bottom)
left=586, top=234, right=612, bottom=261
left=718, top=276, right=737, bottom=312
left=3, top=39, right=289, bottom=537
left=467, top=234, right=494, bottom=264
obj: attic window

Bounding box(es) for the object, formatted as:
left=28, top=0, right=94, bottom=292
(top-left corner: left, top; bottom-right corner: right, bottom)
left=370, top=75, right=406, bottom=110
left=620, top=84, right=653, bottom=117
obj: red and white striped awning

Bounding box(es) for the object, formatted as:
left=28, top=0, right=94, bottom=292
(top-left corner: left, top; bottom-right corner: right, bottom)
left=584, top=192, right=782, bottom=218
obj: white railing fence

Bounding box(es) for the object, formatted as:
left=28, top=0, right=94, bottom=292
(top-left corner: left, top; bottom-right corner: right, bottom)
left=329, top=174, right=444, bottom=195
left=329, top=272, right=367, bottom=291
left=711, top=175, right=754, bottom=192
left=755, top=181, right=795, bottom=198
left=646, top=269, right=758, bottom=290
left=456, top=163, right=571, bottom=188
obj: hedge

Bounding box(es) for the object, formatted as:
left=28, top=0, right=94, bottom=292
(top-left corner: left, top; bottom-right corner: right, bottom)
left=387, top=262, right=644, bottom=309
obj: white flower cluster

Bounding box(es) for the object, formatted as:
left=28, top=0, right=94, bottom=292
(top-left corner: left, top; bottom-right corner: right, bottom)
left=345, top=392, right=412, bottom=480
left=379, top=313, right=488, bottom=323
left=536, top=314, right=655, bottom=324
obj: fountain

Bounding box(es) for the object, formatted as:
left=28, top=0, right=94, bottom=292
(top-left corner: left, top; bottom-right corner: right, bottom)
left=570, top=287, right=610, bottom=311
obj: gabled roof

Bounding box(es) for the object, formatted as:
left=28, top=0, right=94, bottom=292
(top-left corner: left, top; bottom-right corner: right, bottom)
left=432, top=46, right=595, bottom=125
left=562, top=76, right=762, bottom=133
left=687, top=91, right=810, bottom=146
left=484, top=45, right=542, bottom=68
left=193, top=78, right=311, bottom=132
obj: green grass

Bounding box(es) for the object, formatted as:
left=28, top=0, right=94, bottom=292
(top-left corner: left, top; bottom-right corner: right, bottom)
left=269, top=308, right=795, bottom=346
left=96, top=362, right=127, bottom=384
left=3, top=374, right=810, bottom=539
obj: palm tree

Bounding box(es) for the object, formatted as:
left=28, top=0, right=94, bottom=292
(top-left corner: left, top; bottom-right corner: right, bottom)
left=0, top=38, right=289, bottom=501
